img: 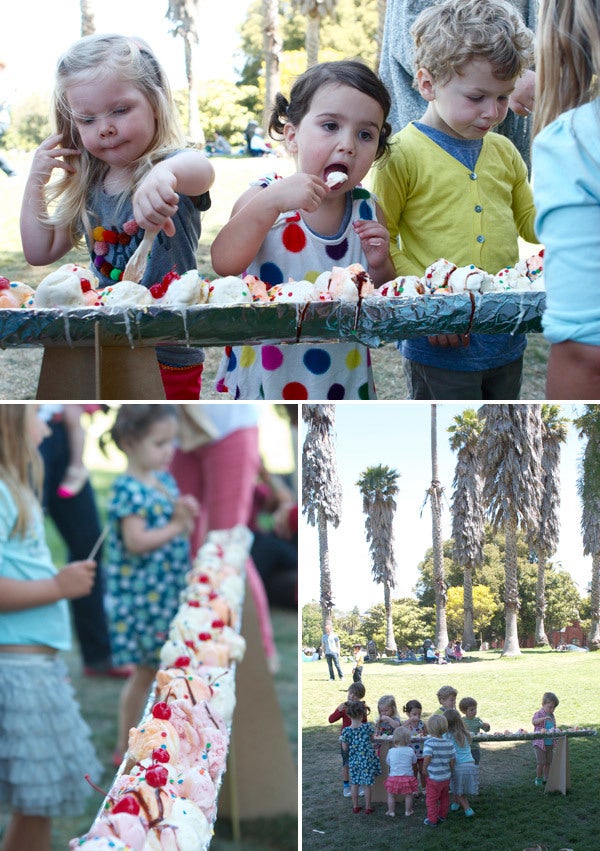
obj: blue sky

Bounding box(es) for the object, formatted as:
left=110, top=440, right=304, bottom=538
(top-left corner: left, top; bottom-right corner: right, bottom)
left=299, top=403, right=590, bottom=612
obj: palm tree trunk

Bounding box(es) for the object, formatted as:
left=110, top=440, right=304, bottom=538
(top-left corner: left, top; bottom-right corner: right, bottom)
left=306, top=14, right=320, bottom=67
left=80, top=0, right=95, bottom=35
left=431, top=405, right=449, bottom=651
left=534, top=553, right=549, bottom=646
left=462, top=567, right=476, bottom=650
left=184, top=37, right=203, bottom=143
left=376, top=0, right=386, bottom=68
left=318, top=510, right=334, bottom=626
left=503, top=518, right=521, bottom=656
left=589, top=552, right=600, bottom=650
left=383, top=582, right=396, bottom=655
left=262, top=0, right=281, bottom=128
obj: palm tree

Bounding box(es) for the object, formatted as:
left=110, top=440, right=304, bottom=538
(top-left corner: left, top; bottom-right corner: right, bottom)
left=80, top=0, right=95, bottom=36
left=574, top=405, right=600, bottom=650
left=293, top=0, right=337, bottom=66
left=166, top=0, right=203, bottom=143
left=376, top=0, right=387, bottom=68
left=302, top=405, right=342, bottom=626
left=528, top=405, right=569, bottom=645
left=448, top=408, right=484, bottom=651
left=480, top=405, right=543, bottom=656
left=356, top=464, right=400, bottom=655
left=262, top=0, right=282, bottom=130
left=427, top=404, right=449, bottom=652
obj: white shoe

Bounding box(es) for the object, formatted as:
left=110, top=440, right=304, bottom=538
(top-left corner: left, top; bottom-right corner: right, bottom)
left=343, top=786, right=351, bottom=797
left=358, top=786, right=365, bottom=796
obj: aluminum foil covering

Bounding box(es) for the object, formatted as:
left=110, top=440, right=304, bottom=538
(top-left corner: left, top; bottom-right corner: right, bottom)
left=0, top=292, right=545, bottom=349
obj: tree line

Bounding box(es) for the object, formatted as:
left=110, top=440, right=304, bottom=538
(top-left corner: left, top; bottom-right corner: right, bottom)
left=302, top=404, right=600, bottom=657
left=5, top=0, right=379, bottom=152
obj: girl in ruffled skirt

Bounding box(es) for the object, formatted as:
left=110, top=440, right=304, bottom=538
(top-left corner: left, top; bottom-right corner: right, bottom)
left=384, top=725, right=418, bottom=817
left=0, top=405, right=102, bottom=851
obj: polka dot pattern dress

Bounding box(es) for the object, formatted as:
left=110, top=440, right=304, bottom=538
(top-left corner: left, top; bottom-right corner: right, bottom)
left=340, top=722, right=382, bottom=786
left=215, top=180, right=378, bottom=400
left=105, top=472, right=190, bottom=667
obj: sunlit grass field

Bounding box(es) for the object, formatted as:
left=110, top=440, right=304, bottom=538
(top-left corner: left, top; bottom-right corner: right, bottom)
left=302, top=649, right=599, bottom=850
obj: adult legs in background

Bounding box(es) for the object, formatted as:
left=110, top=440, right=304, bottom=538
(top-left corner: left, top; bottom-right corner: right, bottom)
left=0, top=813, right=51, bottom=851
left=40, top=419, right=113, bottom=670
left=171, top=426, right=276, bottom=665
left=325, top=654, right=335, bottom=680
left=250, top=530, right=297, bottom=608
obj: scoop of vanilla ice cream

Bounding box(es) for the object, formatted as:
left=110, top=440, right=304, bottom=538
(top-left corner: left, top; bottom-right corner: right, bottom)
left=326, top=170, right=348, bottom=188
left=447, top=265, right=491, bottom=293
left=100, top=280, right=153, bottom=306
left=34, top=269, right=88, bottom=307
left=489, top=267, right=531, bottom=291
left=200, top=666, right=237, bottom=723
left=161, top=270, right=205, bottom=305
left=145, top=797, right=212, bottom=850
left=268, top=280, right=317, bottom=302
left=207, top=276, right=253, bottom=304
left=423, top=259, right=458, bottom=292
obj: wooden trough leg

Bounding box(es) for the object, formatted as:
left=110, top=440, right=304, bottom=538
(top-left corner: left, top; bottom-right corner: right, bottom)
left=545, top=737, right=570, bottom=795
left=36, top=347, right=97, bottom=399
left=35, top=344, right=165, bottom=400
left=97, top=345, right=165, bottom=400
left=218, top=578, right=297, bottom=835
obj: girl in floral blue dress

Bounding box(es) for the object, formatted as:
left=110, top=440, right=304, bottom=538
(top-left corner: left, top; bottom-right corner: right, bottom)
left=104, top=405, right=199, bottom=765
left=340, top=699, right=382, bottom=813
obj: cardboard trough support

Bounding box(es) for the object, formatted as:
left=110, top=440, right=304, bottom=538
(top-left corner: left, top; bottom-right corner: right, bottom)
left=218, top=576, right=297, bottom=836
left=36, top=325, right=165, bottom=399
left=545, top=736, right=570, bottom=795
left=372, top=740, right=390, bottom=803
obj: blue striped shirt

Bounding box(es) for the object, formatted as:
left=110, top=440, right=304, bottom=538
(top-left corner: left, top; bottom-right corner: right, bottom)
left=423, top=736, right=456, bottom=781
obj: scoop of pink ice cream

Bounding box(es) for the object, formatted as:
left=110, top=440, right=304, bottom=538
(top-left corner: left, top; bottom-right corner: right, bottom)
left=80, top=813, right=147, bottom=851
left=167, top=700, right=204, bottom=767
left=178, top=765, right=217, bottom=820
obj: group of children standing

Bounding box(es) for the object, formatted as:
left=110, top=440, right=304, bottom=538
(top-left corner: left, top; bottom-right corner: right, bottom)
left=329, top=682, right=560, bottom=828
left=19, top=0, right=593, bottom=401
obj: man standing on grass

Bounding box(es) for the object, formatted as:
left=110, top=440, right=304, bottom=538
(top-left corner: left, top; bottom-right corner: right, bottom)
left=322, top=621, right=344, bottom=681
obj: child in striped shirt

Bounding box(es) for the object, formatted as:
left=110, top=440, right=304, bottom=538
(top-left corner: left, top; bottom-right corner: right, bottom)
left=459, top=696, right=490, bottom=764
left=422, top=714, right=455, bottom=826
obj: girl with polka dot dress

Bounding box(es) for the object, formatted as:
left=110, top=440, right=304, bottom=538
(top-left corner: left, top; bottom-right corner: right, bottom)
left=103, top=405, right=199, bottom=767
left=211, top=60, right=396, bottom=400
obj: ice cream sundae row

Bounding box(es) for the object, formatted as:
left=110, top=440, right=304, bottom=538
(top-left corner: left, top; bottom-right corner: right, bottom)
left=0, top=251, right=544, bottom=311
left=70, top=526, right=252, bottom=851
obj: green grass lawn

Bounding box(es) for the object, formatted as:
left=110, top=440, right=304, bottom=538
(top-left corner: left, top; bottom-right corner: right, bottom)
left=1, top=151, right=549, bottom=400
left=0, top=459, right=298, bottom=850
left=302, top=650, right=599, bottom=850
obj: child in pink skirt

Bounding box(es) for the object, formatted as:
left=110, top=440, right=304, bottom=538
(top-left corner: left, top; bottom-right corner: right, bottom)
left=385, top=725, right=418, bottom=817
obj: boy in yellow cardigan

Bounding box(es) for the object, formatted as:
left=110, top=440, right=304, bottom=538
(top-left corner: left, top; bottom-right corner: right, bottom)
left=371, top=0, right=538, bottom=400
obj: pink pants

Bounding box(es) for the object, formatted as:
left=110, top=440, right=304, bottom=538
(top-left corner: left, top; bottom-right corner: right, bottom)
left=426, top=777, right=450, bottom=823
left=159, top=362, right=203, bottom=400
left=170, top=426, right=276, bottom=662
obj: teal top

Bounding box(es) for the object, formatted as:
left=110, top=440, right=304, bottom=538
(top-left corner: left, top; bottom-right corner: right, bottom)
left=445, top=731, right=474, bottom=765
left=0, top=481, right=70, bottom=649
left=533, top=100, right=600, bottom=346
